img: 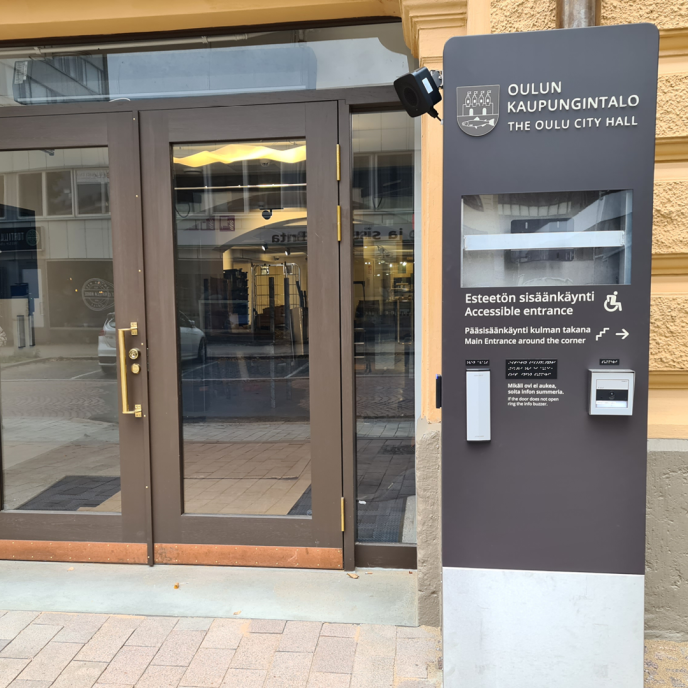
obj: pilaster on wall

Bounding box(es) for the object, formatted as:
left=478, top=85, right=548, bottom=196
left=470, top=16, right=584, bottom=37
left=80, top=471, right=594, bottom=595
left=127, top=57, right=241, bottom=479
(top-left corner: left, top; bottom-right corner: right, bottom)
left=399, top=0, right=476, bottom=424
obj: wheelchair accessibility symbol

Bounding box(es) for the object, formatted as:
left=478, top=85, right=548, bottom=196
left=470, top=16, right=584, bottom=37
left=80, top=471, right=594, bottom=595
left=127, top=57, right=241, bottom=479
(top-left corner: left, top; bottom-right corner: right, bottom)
left=604, top=291, right=623, bottom=312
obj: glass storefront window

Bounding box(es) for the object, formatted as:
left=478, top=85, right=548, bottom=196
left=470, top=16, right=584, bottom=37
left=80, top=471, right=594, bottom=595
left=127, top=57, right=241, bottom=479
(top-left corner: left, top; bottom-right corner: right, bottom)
left=0, top=22, right=415, bottom=106
left=0, top=147, right=120, bottom=513
left=352, top=112, right=419, bottom=544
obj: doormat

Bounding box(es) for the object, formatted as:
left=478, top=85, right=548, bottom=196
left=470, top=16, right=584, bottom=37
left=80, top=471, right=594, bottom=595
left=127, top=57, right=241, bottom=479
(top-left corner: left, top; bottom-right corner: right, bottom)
left=357, top=498, right=406, bottom=543
left=17, top=476, right=121, bottom=511
left=289, top=486, right=312, bottom=516
left=288, top=487, right=406, bottom=542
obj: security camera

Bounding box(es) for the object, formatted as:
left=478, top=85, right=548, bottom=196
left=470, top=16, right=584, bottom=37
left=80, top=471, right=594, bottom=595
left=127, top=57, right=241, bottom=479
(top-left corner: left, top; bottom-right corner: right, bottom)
left=394, top=67, right=443, bottom=121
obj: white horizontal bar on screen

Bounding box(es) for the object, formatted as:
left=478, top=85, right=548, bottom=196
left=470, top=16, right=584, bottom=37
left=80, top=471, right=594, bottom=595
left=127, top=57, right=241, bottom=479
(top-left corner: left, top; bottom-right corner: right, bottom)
left=464, top=230, right=626, bottom=251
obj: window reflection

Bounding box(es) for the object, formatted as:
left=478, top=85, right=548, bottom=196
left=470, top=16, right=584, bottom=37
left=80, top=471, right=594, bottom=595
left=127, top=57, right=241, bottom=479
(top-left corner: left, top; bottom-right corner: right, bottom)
left=173, top=141, right=312, bottom=517
left=0, top=148, right=120, bottom=513
left=0, top=23, right=415, bottom=106
left=352, top=112, right=417, bottom=544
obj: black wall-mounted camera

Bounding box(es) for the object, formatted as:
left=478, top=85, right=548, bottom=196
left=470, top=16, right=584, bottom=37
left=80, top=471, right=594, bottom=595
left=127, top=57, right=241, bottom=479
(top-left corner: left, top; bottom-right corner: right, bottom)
left=393, top=67, right=443, bottom=121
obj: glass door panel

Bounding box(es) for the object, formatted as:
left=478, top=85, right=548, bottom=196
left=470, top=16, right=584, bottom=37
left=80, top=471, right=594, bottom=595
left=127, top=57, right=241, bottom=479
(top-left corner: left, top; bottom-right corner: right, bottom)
left=0, top=112, right=150, bottom=553
left=0, top=148, right=120, bottom=513
left=142, top=103, right=342, bottom=553
left=172, top=140, right=312, bottom=517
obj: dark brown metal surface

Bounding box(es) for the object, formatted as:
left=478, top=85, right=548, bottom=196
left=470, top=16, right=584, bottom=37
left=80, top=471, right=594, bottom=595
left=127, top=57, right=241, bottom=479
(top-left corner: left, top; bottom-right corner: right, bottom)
left=155, top=543, right=343, bottom=569
left=337, top=101, right=357, bottom=571
left=107, top=111, right=154, bottom=555
left=354, top=543, right=417, bottom=569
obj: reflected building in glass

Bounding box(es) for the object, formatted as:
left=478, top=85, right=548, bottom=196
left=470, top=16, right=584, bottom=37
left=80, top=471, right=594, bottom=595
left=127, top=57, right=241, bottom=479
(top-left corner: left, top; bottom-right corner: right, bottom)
left=352, top=112, right=418, bottom=544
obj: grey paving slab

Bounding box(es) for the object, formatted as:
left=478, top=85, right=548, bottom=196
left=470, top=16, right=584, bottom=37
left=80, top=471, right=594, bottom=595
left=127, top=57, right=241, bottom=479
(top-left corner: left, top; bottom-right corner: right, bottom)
left=264, top=651, right=312, bottom=688
left=200, top=620, right=245, bottom=651
left=35, top=613, right=108, bottom=644
left=306, top=673, right=351, bottom=688
left=320, top=624, right=357, bottom=638
left=93, top=683, right=134, bottom=688
left=6, top=681, right=52, bottom=688
left=349, top=655, right=394, bottom=688
left=126, top=618, right=178, bottom=648
left=179, top=648, right=233, bottom=687
left=0, top=645, right=7, bottom=654
left=0, top=563, right=415, bottom=627
left=394, top=637, right=437, bottom=679
left=51, top=660, right=108, bottom=688
left=97, top=645, right=156, bottom=685
left=278, top=622, right=321, bottom=653
left=76, top=617, right=143, bottom=663
left=230, top=634, right=280, bottom=671
left=395, top=681, right=441, bottom=687
left=0, top=658, right=29, bottom=688
left=249, top=620, right=285, bottom=634
left=151, top=631, right=205, bottom=668
left=136, top=665, right=186, bottom=688
left=0, top=625, right=61, bottom=660
left=220, top=669, right=267, bottom=688
left=311, top=637, right=356, bottom=675
left=15, top=642, right=82, bottom=682
left=174, top=619, right=213, bottom=632
left=353, top=625, right=396, bottom=658
left=0, top=614, right=39, bottom=642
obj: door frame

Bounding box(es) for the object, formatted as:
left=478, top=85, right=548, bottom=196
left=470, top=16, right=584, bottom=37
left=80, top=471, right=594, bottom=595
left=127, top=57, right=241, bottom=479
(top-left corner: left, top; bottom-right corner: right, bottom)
left=140, top=100, right=344, bottom=567
left=0, top=111, right=153, bottom=564
left=0, top=86, right=417, bottom=570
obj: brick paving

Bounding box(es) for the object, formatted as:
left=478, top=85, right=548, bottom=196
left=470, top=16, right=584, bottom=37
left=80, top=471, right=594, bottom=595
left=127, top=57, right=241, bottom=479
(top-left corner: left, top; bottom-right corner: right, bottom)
left=0, top=611, right=442, bottom=688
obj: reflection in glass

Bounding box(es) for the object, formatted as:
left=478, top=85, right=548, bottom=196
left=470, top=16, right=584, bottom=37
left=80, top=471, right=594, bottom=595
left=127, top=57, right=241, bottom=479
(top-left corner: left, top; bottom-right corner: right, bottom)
left=461, top=191, right=633, bottom=288
left=352, top=112, right=418, bottom=543
left=0, top=148, right=120, bottom=512
left=173, top=141, right=311, bottom=517
left=0, top=23, right=415, bottom=106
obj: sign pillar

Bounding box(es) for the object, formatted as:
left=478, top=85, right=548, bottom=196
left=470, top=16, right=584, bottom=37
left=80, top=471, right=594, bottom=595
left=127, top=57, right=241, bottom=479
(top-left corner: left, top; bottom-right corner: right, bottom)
left=442, top=25, right=658, bottom=687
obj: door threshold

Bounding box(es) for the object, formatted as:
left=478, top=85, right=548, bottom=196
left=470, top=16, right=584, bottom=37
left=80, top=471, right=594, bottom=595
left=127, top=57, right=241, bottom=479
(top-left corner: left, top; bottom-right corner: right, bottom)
left=0, top=560, right=417, bottom=626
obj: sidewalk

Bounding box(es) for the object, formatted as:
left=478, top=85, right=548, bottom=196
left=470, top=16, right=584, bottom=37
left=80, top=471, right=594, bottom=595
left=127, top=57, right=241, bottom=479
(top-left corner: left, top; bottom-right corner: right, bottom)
left=0, top=611, right=442, bottom=688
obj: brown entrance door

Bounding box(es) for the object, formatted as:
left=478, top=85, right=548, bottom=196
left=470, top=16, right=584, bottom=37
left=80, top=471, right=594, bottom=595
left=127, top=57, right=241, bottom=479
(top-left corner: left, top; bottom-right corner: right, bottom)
left=140, top=102, right=344, bottom=568
left=0, top=112, right=152, bottom=562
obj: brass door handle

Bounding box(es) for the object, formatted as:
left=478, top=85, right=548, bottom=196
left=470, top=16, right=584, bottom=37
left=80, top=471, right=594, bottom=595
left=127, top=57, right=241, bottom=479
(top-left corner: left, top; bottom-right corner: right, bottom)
left=118, top=322, right=142, bottom=418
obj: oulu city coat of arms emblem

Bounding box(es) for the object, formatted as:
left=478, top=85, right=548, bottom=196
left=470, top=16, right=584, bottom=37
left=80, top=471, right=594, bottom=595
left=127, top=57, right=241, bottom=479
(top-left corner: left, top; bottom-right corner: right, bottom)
left=457, top=85, right=500, bottom=136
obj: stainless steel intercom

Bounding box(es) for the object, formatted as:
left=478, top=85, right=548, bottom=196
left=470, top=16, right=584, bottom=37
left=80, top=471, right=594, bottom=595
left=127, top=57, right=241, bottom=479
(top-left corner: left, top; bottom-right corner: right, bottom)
left=588, top=369, right=635, bottom=416
left=466, top=369, right=491, bottom=440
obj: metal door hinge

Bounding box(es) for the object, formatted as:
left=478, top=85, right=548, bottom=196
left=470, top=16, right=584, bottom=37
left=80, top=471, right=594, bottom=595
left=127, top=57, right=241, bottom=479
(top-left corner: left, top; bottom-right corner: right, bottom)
left=337, top=205, right=342, bottom=242
left=336, top=144, right=341, bottom=181
left=341, top=497, right=345, bottom=532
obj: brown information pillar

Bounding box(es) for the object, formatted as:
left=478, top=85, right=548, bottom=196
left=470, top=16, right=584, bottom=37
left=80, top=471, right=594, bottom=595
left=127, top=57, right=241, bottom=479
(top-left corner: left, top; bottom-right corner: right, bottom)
left=441, top=25, right=658, bottom=688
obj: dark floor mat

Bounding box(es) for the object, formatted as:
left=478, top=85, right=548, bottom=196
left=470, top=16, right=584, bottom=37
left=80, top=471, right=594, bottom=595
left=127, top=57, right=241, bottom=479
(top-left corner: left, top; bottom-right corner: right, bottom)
left=18, top=476, right=121, bottom=511
left=288, top=485, right=312, bottom=516
left=356, top=498, right=406, bottom=543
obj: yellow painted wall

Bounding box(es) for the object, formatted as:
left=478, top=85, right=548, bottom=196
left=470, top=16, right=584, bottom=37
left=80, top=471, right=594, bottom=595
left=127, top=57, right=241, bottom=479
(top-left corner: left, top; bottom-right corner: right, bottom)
left=0, top=0, right=399, bottom=41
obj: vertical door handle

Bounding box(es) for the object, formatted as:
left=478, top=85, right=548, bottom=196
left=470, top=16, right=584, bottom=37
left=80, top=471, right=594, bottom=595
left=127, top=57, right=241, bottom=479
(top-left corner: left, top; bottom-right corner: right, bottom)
left=118, top=322, right=142, bottom=418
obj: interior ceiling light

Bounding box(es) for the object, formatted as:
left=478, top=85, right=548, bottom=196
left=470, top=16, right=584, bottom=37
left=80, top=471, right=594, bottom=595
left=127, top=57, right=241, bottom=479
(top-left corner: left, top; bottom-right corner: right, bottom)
left=174, top=144, right=306, bottom=168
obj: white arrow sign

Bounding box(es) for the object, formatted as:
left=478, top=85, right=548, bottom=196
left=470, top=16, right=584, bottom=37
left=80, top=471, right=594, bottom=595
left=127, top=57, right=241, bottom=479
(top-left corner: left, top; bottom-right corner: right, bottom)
left=616, top=329, right=629, bottom=339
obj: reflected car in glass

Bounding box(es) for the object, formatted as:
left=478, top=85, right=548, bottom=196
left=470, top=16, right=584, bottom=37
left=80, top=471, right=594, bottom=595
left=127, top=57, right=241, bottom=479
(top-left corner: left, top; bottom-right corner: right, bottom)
left=98, top=312, right=206, bottom=375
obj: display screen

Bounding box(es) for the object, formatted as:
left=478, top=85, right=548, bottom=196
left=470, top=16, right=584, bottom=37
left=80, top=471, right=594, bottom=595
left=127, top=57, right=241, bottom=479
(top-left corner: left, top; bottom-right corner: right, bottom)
left=461, top=190, right=632, bottom=287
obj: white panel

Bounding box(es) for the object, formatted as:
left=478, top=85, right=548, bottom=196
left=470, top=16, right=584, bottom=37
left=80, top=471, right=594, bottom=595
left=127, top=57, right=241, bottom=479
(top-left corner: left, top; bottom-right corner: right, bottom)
left=67, top=222, right=87, bottom=259
left=464, top=230, right=625, bottom=251
left=443, top=567, right=644, bottom=688
left=466, top=370, right=490, bottom=441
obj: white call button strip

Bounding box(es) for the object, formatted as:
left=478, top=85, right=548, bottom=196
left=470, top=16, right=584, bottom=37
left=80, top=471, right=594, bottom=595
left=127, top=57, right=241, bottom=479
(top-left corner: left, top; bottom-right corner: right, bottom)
left=464, top=230, right=625, bottom=252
